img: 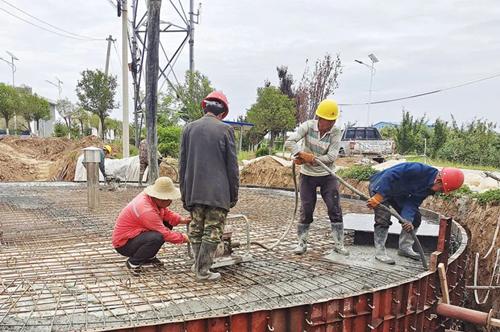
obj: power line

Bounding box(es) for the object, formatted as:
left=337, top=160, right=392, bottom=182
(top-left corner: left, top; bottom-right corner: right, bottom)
left=0, top=0, right=103, bottom=40
left=0, top=5, right=104, bottom=41
left=339, top=72, right=500, bottom=106
left=112, top=40, right=122, bottom=67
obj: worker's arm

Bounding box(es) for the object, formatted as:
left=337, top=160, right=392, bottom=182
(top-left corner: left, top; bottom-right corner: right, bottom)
left=160, top=208, right=182, bottom=227
left=140, top=209, right=186, bottom=244
left=285, top=121, right=310, bottom=156
left=316, top=128, right=342, bottom=164
left=226, top=127, right=239, bottom=208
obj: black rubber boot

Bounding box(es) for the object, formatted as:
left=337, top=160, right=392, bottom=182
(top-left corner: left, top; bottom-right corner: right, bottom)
left=196, top=241, right=221, bottom=282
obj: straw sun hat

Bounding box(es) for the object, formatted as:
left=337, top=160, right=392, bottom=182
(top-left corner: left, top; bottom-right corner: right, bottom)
left=143, top=177, right=181, bottom=200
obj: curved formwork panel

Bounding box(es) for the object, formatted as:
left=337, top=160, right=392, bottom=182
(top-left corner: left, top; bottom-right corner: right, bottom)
left=0, top=186, right=467, bottom=332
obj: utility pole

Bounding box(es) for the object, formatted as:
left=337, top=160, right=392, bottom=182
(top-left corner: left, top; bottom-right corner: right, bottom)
left=188, top=0, right=195, bottom=73
left=104, top=35, right=115, bottom=75
left=121, top=0, right=130, bottom=158
left=145, top=0, right=161, bottom=183
left=4, top=51, right=18, bottom=133
left=103, top=35, right=115, bottom=139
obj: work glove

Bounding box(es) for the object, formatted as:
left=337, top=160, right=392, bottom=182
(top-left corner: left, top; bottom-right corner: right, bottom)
left=293, top=157, right=304, bottom=165
left=297, top=151, right=315, bottom=165
left=367, top=193, right=384, bottom=209
left=402, top=221, right=414, bottom=233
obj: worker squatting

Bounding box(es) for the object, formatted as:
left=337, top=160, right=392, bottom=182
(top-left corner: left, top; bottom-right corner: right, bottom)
left=111, top=92, right=465, bottom=280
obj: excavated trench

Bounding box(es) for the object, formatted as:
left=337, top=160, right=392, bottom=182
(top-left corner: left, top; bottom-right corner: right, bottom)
left=0, top=184, right=465, bottom=331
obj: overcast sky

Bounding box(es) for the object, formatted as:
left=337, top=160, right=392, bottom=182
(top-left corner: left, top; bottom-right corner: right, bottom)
left=1, top=0, right=499, bottom=128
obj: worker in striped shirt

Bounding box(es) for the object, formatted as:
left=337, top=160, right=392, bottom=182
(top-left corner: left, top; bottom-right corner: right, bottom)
left=285, top=99, right=349, bottom=256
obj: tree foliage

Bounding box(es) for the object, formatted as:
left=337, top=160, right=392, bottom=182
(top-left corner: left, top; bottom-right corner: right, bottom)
left=157, top=125, right=182, bottom=157
left=56, top=98, right=75, bottom=130
left=0, top=83, right=19, bottom=134
left=76, top=69, right=118, bottom=139
left=161, top=70, right=214, bottom=123
left=394, top=110, right=430, bottom=154
left=296, top=54, right=343, bottom=122
left=246, top=86, right=296, bottom=149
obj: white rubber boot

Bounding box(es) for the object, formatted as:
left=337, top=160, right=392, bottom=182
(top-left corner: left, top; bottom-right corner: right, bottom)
left=292, top=224, right=310, bottom=255
left=374, top=227, right=396, bottom=265
left=196, top=242, right=221, bottom=282
left=398, top=227, right=420, bottom=260
left=331, top=222, right=349, bottom=256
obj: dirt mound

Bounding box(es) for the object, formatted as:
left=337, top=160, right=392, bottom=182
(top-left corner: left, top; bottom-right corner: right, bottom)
left=159, top=158, right=179, bottom=182
left=240, top=156, right=298, bottom=189
left=0, top=136, right=104, bottom=181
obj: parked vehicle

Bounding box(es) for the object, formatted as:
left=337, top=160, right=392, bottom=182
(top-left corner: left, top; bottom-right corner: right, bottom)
left=0, top=129, right=6, bottom=138
left=339, top=127, right=394, bottom=162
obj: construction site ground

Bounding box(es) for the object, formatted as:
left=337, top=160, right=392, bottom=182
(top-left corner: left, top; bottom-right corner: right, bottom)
left=0, top=184, right=434, bottom=332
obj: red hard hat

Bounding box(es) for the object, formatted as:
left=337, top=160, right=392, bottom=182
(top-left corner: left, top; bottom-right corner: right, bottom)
left=440, top=167, right=464, bottom=193
left=201, top=91, right=229, bottom=119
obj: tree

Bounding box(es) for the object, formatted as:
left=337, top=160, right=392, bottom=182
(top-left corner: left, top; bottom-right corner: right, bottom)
left=157, top=125, right=182, bottom=157
left=105, top=117, right=122, bottom=139
left=20, top=93, right=50, bottom=134
left=430, top=118, right=448, bottom=158
left=162, top=70, right=214, bottom=123
left=296, top=54, right=343, bottom=122
left=76, top=69, right=118, bottom=139
left=157, top=92, right=180, bottom=126
left=246, top=86, right=296, bottom=149
left=72, top=107, right=90, bottom=135
left=277, top=66, right=294, bottom=98
left=56, top=98, right=75, bottom=133
left=0, top=83, right=18, bottom=134
left=394, top=110, right=430, bottom=154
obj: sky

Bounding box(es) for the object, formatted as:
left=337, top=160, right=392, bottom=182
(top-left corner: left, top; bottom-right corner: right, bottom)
left=0, top=0, right=499, bottom=128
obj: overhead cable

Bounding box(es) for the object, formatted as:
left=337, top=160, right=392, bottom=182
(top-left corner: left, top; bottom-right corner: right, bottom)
left=339, top=72, right=500, bottom=106
left=0, top=2, right=104, bottom=41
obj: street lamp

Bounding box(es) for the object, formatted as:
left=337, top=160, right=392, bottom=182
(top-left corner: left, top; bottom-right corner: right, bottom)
left=46, top=77, right=63, bottom=100
left=355, top=53, right=379, bottom=125
left=0, top=51, right=19, bottom=134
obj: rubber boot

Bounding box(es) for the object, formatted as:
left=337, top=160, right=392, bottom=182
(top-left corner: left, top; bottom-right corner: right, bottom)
left=196, top=241, right=221, bottom=282
left=331, top=222, right=349, bottom=256
left=398, top=228, right=420, bottom=260
left=190, top=242, right=201, bottom=273
left=374, top=227, right=395, bottom=265
left=292, top=224, right=310, bottom=255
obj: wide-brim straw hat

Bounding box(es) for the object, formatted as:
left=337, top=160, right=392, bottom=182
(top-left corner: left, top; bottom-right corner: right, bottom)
left=143, top=177, right=181, bottom=200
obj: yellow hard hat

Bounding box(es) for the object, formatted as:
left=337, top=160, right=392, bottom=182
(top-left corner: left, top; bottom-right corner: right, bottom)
left=315, top=99, right=339, bottom=121
left=103, top=145, right=112, bottom=154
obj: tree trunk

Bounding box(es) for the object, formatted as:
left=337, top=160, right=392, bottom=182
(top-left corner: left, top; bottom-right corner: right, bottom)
left=269, top=131, right=275, bottom=150
left=79, top=120, right=84, bottom=135
left=5, top=117, right=9, bottom=135
left=145, top=0, right=162, bottom=184
left=36, top=119, right=40, bottom=136
left=100, top=117, right=106, bottom=140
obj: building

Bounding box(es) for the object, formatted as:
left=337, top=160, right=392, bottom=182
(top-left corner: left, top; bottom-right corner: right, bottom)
left=372, top=121, right=398, bottom=130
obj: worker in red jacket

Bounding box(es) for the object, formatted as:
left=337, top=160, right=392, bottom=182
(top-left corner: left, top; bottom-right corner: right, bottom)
left=112, top=177, right=190, bottom=275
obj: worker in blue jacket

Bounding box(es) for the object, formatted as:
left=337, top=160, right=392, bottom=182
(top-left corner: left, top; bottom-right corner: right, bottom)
left=367, top=162, right=464, bottom=264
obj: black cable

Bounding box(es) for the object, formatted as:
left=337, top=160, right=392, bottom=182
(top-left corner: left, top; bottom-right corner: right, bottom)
left=0, top=0, right=103, bottom=41
left=339, top=72, right=500, bottom=106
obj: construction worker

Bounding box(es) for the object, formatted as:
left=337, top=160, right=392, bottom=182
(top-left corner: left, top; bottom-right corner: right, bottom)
left=112, top=176, right=191, bottom=276
left=367, top=162, right=464, bottom=264
left=101, top=145, right=112, bottom=181
left=138, top=139, right=162, bottom=185
left=179, top=91, right=239, bottom=282
left=286, top=99, right=349, bottom=256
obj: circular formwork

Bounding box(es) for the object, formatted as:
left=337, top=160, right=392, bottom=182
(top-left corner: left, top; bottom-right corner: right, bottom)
left=0, top=185, right=468, bottom=332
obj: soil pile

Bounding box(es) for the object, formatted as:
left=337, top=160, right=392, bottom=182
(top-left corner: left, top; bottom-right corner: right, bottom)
left=240, top=156, right=298, bottom=189
left=159, top=157, right=179, bottom=182
left=0, top=136, right=103, bottom=181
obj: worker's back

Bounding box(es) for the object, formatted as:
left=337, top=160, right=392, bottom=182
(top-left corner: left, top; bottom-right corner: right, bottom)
left=179, top=114, right=239, bottom=211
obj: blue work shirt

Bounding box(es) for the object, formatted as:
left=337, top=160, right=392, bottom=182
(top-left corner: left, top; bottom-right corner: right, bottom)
left=369, top=162, right=438, bottom=221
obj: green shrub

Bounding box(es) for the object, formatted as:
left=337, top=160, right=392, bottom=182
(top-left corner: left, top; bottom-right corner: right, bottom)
left=256, top=146, right=270, bottom=157
left=474, top=189, right=500, bottom=206
left=53, top=122, right=69, bottom=137
left=436, top=184, right=473, bottom=201
left=336, top=165, right=378, bottom=181
left=158, top=125, right=182, bottom=158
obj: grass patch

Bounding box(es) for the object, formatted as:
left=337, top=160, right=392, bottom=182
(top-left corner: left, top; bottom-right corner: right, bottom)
left=405, top=156, right=499, bottom=172
left=238, top=150, right=256, bottom=162
left=336, top=165, right=378, bottom=181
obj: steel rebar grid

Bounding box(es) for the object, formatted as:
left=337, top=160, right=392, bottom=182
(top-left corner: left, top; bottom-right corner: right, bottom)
left=0, top=185, right=436, bottom=331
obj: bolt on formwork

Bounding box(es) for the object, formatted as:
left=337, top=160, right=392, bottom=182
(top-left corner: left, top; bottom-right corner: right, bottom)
left=0, top=185, right=442, bottom=331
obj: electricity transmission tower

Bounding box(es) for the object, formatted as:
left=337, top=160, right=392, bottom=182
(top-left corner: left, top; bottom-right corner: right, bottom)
left=128, top=0, right=200, bottom=146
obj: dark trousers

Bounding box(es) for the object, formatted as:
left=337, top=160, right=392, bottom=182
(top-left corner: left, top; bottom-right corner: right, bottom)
left=369, top=186, right=422, bottom=229
left=299, top=174, right=343, bottom=225
left=115, top=231, right=164, bottom=265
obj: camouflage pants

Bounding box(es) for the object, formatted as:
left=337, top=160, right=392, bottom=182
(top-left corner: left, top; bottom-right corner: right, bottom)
left=189, top=205, right=227, bottom=244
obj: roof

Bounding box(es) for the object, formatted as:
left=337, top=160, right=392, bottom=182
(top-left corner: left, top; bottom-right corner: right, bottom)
left=223, top=120, right=254, bottom=127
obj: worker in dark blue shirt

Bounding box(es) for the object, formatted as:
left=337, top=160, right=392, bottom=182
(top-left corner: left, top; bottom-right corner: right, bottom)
left=367, top=162, right=464, bottom=264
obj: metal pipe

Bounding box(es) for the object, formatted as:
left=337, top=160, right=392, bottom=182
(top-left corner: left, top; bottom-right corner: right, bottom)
left=436, top=303, right=500, bottom=328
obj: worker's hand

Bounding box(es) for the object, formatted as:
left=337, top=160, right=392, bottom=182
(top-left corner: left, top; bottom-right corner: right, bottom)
left=366, top=193, right=384, bottom=209
left=402, top=222, right=414, bottom=233
left=182, top=233, right=190, bottom=243
left=293, top=157, right=304, bottom=165
left=297, top=151, right=315, bottom=165
left=179, top=216, right=191, bottom=224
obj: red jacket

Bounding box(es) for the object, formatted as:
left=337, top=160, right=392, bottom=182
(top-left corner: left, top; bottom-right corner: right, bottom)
left=112, top=192, right=185, bottom=248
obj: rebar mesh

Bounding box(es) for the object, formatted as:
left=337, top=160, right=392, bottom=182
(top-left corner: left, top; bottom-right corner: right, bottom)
left=0, top=185, right=427, bottom=331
